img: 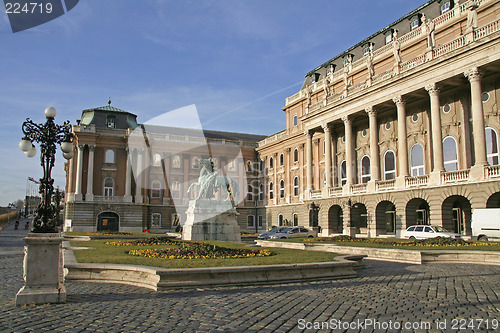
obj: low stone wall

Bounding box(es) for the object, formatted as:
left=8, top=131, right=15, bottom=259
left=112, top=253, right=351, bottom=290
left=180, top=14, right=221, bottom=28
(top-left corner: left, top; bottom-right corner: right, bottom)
left=64, top=256, right=361, bottom=291
left=255, top=240, right=500, bottom=265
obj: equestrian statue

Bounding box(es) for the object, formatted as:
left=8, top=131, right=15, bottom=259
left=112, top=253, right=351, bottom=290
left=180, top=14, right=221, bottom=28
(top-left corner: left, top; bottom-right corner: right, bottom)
left=187, top=158, right=239, bottom=202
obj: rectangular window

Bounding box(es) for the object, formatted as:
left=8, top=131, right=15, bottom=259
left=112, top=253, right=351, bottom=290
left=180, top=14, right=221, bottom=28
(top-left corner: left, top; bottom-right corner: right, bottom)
left=258, top=216, right=263, bottom=227
left=247, top=215, right=255, bottom=227
left=385, top=33, right=392, bottom=45
left=151, top=213, right=161, bottom=227
left=410, top=19, right=419, bottom=31
left=293, top=115, right=298, bottom=127
left=441, top=2, right=450, bottom=14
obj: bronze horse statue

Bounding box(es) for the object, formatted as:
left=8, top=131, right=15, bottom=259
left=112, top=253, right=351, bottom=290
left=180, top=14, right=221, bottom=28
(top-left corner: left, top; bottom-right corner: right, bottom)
left=187, top=158, right=239, bottom=202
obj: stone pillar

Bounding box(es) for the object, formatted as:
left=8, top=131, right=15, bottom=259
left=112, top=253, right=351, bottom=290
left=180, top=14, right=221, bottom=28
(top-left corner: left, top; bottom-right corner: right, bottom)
left=66, top=146, right=75, bottom=202
left=465, top=68, right=487, bottom=167
left=273, top=153, right=278, bottom=205
left=365, top=107, right=380, bottom=181
left=393, top=96, right=409, bottom=180
left=124, top=148, right=133, bottom=203
left=323, top=123, right=333, bottom=189
left=135, top=149, right=143, bottom=203
left=85, top=145, right=95, bottom=202
left=343, top=116, right=354, bottom=187
left=305, top=130, right=313, bottom=192
left=426, top=84, right=444, bottom=176
left=74, top=144, right=84, bottom=201
left=16, top=233, right=66, bottom=305
left=332, top=132, right=338, bottom=187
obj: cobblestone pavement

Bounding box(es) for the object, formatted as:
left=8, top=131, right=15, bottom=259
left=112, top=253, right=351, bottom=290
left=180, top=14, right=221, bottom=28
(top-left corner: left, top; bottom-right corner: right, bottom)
left=1, top=223, right=499, bottom=332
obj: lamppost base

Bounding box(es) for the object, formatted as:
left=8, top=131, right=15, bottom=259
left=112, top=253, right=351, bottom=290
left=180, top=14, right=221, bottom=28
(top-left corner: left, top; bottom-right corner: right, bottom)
left=15, top=233, right=66, bottom=305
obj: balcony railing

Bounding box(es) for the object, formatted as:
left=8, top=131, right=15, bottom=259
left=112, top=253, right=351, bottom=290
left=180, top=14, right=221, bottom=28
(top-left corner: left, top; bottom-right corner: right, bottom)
left=405, top=175, right=429, bottom=187
left=486, top=165, right=500, bottom=178
left=328, top=187, right=343, bottom=197
left=310, top=190, right=322, bottom=199
left=350, top=183, right=367, bottom=194
left=441, top=169, right=470, bottom=183
left=376, top=179, right=396, bottom=191
left=93, top=195, right=125, bottom=203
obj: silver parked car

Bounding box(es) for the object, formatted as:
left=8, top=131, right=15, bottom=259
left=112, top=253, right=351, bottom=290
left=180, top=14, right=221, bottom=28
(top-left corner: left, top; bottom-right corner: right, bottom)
left=267, top=227, right=317, bottom=239
left=402, top=225, right=462, bottom=240
left=257, top=226, right=289, bottom=240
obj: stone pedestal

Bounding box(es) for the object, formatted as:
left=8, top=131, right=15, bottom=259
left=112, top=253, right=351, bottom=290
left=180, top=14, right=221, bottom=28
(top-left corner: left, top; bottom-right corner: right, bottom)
left=182, top=200, right=241, bottom=242
left=15, top=233, right=66, bottom=305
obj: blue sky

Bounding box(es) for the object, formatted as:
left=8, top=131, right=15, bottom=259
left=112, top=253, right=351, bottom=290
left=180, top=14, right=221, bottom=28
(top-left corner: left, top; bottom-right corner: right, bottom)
left=0, top=0, right=426, bottom=206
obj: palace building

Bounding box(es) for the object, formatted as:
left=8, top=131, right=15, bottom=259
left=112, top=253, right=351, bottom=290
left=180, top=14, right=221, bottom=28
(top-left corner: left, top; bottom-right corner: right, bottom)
left=64, top=103, right=267, bottom=233
left=65, top=0, right=500, bottom=238
left=257, top=0, right=500, bottom=237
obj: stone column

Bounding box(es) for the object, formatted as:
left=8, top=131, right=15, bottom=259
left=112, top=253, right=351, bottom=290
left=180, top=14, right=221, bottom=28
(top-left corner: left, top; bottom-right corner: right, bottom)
left=426, top=84, right=444, bottom=175
left=66, top=146, right=75, bottom=202
left=124, top=148, right=133, bottom=203
left=465, top=68, right=487, bottom=167
left=135, top=149, right=143, bottom=203
left=332, top=132, right=338, bottom=187
left=85, top=145, right=95, bottom=202
left=74, top=144, right=84, bottom=201
left=365, top=107, right=380, bottom=181
left=393, top=96, right=409, bottom=180
left=305, top=130, right=313, bottom=193
left=343, top=116, right=354, bottom=187
left=323, top=123, right=333, bottom=189
left=273, top=153, right=278, bottom=205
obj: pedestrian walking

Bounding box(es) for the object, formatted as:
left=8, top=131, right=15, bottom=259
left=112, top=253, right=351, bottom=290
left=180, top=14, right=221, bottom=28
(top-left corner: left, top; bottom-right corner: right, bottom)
left=14, top=220, right=19, bottom=230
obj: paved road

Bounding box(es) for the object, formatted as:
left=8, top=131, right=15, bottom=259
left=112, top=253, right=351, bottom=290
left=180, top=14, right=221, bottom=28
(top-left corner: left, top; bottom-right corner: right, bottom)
left=1, top=222, right=499, bottom=332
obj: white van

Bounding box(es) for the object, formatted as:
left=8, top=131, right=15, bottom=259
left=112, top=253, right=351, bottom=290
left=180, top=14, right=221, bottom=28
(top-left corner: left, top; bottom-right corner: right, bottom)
left=471, top=208, right=500, bottom=241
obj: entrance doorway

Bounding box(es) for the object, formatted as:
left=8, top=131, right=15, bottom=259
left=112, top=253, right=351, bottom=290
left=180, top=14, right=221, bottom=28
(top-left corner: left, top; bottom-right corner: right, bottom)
left=97, top=212, right=119, bottom=232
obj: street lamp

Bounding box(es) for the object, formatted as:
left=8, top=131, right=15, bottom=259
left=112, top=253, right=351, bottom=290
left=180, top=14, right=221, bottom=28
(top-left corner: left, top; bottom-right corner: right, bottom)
left=19, top=107, right=73, bottom=233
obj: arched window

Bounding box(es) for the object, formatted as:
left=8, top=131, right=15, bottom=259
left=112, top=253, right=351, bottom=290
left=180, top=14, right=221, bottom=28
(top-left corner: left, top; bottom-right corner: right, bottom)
left=192, top=156, right=200, bottom=169
left=172, top=155, right=181, bottom=168
left=153, top=153, right=162, bottom=167
left=293, top=177, right=299, bottom=197
left=293, top=148, right=299, bottom=163
left=151, top=180, right=161, bottom=198
left=340, top=160, right=347, bottom=186
left=246, top=160, right=253, bottom=172
left=105, top=149, right=115, bottom=164
left=259, top=184, right=264, bottom=201
left=278, top=214, right=284, bottom=226
left=104, top=177, right=114, bottom=197
left=171, top=181, right=181, bottom=199
left=361, top=155, right=371, bottom=183
left=443, top=136, right=458, bottom=171
left=279, top=153, right=284, bottom=167
left=269, top=182, right=274, bottom=200
left=384, top=150, right=396, bottom=180
left=292, top=213, right=299, bottom=226
left=279, top=179, right=285, bottom=198
left=293, top=115, right=298, bottom=127
left=411, top=144, right=425, bottom=176
left=269, top=156, right=274, bottom=169
left=486, top=127, right=499, bottom=165
left=247, top=184, right=254, bottom=201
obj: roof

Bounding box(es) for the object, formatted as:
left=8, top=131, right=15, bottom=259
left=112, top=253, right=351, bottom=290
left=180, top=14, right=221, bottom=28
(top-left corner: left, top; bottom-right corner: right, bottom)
left=82, top=105, right=133, bottom=114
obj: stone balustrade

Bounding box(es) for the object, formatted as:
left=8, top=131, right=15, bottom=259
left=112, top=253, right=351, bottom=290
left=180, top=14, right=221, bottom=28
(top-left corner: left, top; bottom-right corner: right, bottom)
left=441, top=169, right=470, bottom=183
left=405, top=175, right=430, bottom=187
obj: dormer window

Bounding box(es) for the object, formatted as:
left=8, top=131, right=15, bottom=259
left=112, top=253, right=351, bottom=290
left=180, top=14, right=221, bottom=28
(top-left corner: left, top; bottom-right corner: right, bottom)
left=311, top=73, right=320, bottom=83
left=326, top=64, right=335, bottom=76
left=441, top=1, right=451, bottom=14
left=363, top=43, right=374, bottom=56
left=409, top=14, right=421, bottom=31
left=106, top=115, right=116, bottom=128
left=385, top=29, right=394, bottom=44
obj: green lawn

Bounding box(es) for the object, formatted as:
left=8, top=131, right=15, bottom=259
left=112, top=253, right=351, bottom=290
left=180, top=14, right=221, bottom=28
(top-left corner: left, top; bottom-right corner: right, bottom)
left=70, top=239, right=338, bottom=269
left=274, top=237, right=500, bottom=251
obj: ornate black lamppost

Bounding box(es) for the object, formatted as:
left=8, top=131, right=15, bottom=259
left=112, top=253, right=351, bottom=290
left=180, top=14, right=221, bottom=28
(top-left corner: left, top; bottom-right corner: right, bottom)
left=18, top=107, right=73, bottom=233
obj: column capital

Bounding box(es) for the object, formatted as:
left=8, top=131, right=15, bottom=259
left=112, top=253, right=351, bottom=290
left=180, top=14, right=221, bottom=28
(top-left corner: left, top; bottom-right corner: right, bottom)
left=464, top=67, right=482, bottom=82
left=365, top=106, right=377, bottom=117
left=77, top=144, right=85, bottom=150
left=321, top=123, right=331, bottom=132
left=425, top=83, right=440, bottom=96
left=341, top=115, right=351, bottom=125
left=304, top=129, right=313, bottom=137
left=88, top=145, right=96, bottom=151
left=392, top=95, right=406, bottom=106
